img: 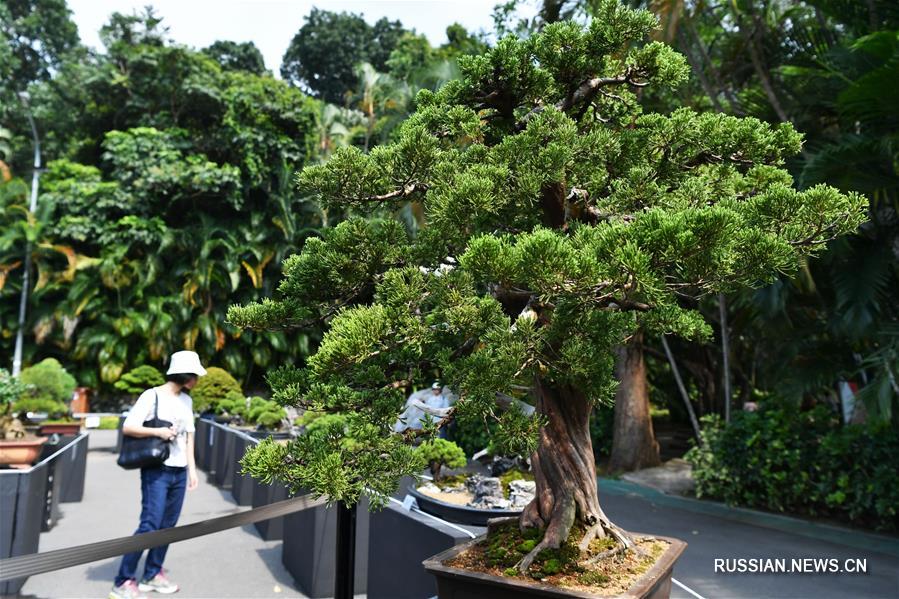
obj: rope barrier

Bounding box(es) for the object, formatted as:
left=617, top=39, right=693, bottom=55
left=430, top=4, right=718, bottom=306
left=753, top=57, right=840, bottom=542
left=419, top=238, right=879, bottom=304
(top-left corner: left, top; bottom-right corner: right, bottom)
left=0, top=494, right=326, bottom=581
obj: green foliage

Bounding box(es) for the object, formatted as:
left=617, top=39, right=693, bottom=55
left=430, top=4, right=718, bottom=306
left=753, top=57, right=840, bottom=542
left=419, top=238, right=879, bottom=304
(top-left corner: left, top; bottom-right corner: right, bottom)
left=191, top=367, right=242, bottom=414
left=97, top=415, right=120, bottom=430
left=449, top=412, right=497, bottom=457
left=0, top=0, right=81, bottom=92
left=416, top=438, right=467, bottom=480
left=203, top=40, right=266, bottom=74
left=686, top=402, right=899, bottom=531
left=295, top=411, right=348, bottom=435
left=0, top=368, right=31, bottom=411
left=16, top=358, right=75, bottom=418
left=114, top=365, right=165, bottom=395
left=280, top=8, right=407, bottom=103
left=0, top=9, right=320, bottom=389
left=245, top=396, right=287, bottom=430
left=234, top=5, right=865, bottom=510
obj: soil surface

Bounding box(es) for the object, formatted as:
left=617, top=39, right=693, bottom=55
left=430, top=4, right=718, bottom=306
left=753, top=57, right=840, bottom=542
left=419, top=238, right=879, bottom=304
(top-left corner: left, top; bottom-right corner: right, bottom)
left=446, top=519, right=669, bottom=595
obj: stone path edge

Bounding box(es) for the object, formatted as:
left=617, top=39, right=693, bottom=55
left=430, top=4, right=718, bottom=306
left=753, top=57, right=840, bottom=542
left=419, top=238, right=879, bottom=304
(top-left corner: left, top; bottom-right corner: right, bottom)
left=599, top=477, right=899, bottom=559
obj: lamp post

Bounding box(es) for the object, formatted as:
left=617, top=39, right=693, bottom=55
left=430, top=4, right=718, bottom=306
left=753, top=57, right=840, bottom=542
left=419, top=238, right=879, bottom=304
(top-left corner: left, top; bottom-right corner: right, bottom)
left=12, top=92, right=41, bottom=376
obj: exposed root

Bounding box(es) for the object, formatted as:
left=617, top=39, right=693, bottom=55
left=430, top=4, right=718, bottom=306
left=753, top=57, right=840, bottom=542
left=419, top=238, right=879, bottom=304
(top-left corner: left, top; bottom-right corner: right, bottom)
left=516, top=536, right=556, bottom=573
left=584, top=544, right=629, bottom=565
left=578, top=522, right=603, bottom=552
left=516, top=496, right=575, bottom=574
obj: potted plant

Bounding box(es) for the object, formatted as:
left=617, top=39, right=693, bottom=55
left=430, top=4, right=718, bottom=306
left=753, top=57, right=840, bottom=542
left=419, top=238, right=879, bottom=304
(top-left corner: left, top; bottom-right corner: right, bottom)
left=15, top=359, right=81, bottom=437
left=411, top=438, right=536, bottom=526
left=191, top=366, right=243, bottom=418
left=0, top=368, right=47, bottom=467
left=114, top=364, right=165, bottom=398
left=228, top=1, right=865, bottom=595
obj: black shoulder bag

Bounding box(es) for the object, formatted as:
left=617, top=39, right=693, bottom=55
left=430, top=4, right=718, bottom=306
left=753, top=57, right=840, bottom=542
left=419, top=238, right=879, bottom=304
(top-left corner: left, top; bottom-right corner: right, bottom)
left=117, top=390, right=173, bottom=470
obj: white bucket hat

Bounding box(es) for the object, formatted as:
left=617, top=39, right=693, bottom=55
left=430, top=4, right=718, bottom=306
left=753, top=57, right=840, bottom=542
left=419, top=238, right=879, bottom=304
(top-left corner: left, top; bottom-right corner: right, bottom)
left=166, top=350, right=207, bottom=376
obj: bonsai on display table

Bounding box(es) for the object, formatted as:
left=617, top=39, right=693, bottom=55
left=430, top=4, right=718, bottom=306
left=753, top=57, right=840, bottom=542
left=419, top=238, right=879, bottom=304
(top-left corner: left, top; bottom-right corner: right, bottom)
left=0, top=369, right=47, bottom=468
left=228, top=1, right=865, bottom=596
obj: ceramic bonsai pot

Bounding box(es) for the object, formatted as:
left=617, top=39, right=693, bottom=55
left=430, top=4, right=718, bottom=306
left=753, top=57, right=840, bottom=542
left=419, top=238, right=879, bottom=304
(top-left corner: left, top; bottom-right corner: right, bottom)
left=408, top=487, right=522, bottom=526
left=423, top=533, right=686, bottom=599
left=38, top=422, right=82, bottom=436
left=0, top=437, right=48, bottom=467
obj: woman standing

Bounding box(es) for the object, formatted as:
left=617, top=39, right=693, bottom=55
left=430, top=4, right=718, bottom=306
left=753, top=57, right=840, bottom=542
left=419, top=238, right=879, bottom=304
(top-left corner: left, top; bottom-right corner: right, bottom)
left=109, top=351, right=205, bottom=599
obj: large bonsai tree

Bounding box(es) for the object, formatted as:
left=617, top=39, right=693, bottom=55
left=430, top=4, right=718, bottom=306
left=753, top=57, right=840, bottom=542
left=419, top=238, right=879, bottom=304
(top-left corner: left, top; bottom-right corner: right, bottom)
left=230, top=0, right=865, bottom=571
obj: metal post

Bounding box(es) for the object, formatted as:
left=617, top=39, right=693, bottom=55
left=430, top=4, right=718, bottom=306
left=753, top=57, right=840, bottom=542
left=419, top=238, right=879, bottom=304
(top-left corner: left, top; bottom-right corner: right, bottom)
left=719, top=293, right=732, bottom=423
left=334, top=500, right=356, bottom=599
left=12, top=92, right=40, bottom=376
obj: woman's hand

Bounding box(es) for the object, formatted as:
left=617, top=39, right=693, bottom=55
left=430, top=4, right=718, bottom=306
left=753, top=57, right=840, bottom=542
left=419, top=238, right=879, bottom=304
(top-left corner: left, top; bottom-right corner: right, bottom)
left=156, top=426, right=177, bottom=442
left=187, top=468, right=199, bottom=491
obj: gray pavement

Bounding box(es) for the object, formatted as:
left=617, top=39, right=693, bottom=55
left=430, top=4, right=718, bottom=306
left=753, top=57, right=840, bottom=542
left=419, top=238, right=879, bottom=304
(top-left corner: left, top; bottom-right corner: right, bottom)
left=600, top=479, right=899, bottom=599
left=18, top=430, right=305, bottom=599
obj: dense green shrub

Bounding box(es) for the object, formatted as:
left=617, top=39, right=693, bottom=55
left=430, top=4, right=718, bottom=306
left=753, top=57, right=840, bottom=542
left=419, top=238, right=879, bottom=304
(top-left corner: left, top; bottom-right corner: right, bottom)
left=686, top=402, right=899, bottom=531
left=449, top=412, right=496, bottom=458
left=216, top=394, right=249, bottom=421
left=246, top=396, right=286, bottom=430
left=114, top=365, right=165, bottom=395
left=0, top=369, right=30, bottom=411
left=16, top=359, right=76, bottom=418
left=416, top=438, right=467, bottom=481
left=191, top=367, right=243, bottom=414
left=590, top=404, right=614, bottom=460
left=97, top=416, right=121, bottom=430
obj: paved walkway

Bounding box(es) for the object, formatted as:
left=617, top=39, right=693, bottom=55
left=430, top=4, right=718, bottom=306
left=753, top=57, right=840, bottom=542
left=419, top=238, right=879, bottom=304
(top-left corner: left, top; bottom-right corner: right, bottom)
left=18, top=430, right=304, bottom=599
left=601, top=479, right=899, bottom=599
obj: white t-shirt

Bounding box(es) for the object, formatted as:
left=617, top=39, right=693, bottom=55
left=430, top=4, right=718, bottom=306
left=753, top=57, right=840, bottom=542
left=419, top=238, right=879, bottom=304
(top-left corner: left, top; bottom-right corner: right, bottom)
left=124, top=388, right=196, bottom=468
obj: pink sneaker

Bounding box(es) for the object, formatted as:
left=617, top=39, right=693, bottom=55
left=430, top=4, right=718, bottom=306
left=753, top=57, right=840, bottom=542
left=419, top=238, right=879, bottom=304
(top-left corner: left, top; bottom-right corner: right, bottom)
left=109, top=579, right=147, bottom=599
left=138, top=571, right=179, bottom=594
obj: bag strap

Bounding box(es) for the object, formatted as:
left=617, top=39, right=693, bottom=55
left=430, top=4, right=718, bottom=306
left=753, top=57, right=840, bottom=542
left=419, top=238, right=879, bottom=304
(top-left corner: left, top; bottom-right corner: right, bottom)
left=154, top=388, right=160, bottom=420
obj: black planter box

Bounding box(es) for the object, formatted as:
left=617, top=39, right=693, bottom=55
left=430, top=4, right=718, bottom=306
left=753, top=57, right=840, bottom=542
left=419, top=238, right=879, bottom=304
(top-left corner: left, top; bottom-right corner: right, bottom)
left=0, top=458, right=50, bottom=595
left=37, top=444, right=63, bottom=532
left=282, top=498, right=369, bottom=598
left=251, top=478, right=289, bottom=540
left=194, top=418, right=210, bottom=471
left=200, top=418, right=219, bottom=472
left=367, top=501, right=474, bottom=599
left=230, top=433, right=257, bottom=505
left=213, top=425, right=236, bottom=488
left=207, top=421, right=230, bottom=478
left=55, top=433, right=89, bottom=502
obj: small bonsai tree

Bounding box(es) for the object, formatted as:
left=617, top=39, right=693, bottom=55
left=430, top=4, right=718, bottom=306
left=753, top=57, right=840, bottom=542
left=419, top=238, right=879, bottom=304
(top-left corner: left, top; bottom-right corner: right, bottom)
left=215, top=392, right=249, bottom=422
left=16, top=358, right=76, bottom=420
left=230, top=1, right=866, bottom=572
left=0, top=369, right=31, bottom=439
left=416, top=438, right=467, bottom=482
left=191, top=366, right=243, bottom=414
left=246, top=397, right=287, bottom=430
left=114, top=365, right=165, bottom=395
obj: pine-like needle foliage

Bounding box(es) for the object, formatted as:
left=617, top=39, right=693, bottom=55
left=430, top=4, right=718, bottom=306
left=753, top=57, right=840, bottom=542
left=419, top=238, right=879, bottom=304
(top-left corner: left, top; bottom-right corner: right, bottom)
left=229, top=0, right=867, bottom=507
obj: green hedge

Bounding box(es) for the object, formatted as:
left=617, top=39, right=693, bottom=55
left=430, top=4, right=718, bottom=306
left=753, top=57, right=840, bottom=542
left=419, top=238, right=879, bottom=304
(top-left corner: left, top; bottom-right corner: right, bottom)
left=686, top=402, right=899, bottom=531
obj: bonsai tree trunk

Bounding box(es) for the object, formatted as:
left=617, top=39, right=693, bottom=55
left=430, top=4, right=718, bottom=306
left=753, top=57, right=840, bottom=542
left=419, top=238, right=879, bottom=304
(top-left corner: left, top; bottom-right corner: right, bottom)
left=608, top=331, right=661, bottom=472
left=517, top=376, right=634, bottom=571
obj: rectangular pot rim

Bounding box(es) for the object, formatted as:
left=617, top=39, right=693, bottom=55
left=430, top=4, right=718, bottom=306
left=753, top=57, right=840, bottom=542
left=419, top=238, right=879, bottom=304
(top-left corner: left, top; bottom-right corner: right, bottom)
left=423, top=531, right=687, bottom=599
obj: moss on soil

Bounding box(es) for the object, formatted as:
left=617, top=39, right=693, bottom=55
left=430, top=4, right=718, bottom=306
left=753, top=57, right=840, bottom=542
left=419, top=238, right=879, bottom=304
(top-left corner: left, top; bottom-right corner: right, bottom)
left=499, top=468, right=534, bottom=498
left=446, top=519, right=669, bottom=594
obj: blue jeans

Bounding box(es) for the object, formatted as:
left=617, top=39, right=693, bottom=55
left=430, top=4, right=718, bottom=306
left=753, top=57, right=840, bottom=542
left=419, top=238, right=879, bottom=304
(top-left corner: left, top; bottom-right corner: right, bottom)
left=115, top=465, right=187, bottom=585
